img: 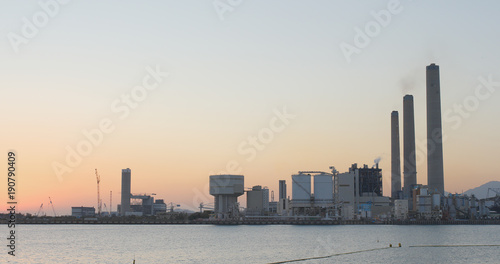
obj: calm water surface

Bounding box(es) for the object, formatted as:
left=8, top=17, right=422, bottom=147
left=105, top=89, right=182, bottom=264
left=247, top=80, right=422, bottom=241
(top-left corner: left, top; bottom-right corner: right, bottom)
left=2, top=225, right=499, bottom=263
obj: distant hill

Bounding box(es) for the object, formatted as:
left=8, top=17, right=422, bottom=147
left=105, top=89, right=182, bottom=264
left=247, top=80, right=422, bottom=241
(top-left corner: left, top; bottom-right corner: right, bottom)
left=463, top=181, right=500, bottom=199
left=174, top=209, right=195, bottom=214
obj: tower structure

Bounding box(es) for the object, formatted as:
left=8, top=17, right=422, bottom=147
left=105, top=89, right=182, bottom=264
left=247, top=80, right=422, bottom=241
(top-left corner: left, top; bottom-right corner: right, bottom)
left=403, top=95, right=417, bottom=200
left=121, top=168, right=131, bottom=216
left=279, top=180, right=287, bottom=200
left=391, top=111, right=402, bottom=199
left=426, top=63, right=445, bottom=195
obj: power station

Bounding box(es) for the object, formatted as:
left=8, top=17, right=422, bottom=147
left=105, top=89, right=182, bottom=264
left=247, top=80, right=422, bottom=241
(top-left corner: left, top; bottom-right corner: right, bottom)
left=66, top=63, right=493, bottom=223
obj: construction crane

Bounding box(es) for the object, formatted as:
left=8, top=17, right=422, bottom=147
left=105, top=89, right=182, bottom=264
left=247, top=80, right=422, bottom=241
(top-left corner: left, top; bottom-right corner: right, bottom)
left=168, top=202, right=180, bottom=213
left=48, top=197, right=57, bottom=217
left=36, top=203, right=44, bottom=217
left=110, top=191, right=112, bottom=214
left=95, top=169, right=102, bottom=216
left=199, top=203, right=214, bottom=213
left=485, top=188, right=500, bottom=212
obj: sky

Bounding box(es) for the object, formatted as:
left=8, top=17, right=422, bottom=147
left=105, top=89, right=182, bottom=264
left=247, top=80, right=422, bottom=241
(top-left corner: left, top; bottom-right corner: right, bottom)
left=1, top=0, right=499, bottom=215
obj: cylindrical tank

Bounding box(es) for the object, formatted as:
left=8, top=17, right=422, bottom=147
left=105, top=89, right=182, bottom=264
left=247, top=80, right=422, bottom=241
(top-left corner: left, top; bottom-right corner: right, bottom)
left=292, top=174, right=311, bottom=202
left=314, top=174, right=333, bottom=204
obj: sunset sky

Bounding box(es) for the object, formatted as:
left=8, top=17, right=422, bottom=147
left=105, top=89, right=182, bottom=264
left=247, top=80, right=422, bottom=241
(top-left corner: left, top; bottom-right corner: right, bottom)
left=1, top=1, right=499, bottom=215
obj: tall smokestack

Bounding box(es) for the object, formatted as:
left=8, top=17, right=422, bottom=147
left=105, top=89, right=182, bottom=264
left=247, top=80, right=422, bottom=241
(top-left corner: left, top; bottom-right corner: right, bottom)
left=121, top=168, right=131, bottom=216
left=391, top=111, right=401, bottom=199
left=403, top=95, right=417, bottom=200
left=426, top=63, right=445, bottom=195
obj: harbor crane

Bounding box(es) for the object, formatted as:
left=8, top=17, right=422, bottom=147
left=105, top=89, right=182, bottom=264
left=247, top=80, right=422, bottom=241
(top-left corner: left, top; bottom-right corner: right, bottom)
left=199, top=203, right=214, bottom=213
left=110, top=191, right=112, bottom=214
left=48, top=197, right=57, bottom=217
left=485, top=188, right=500, bottom=212
left=167, top=202, right=180, bottom=213
left=95, top=169, right=102, bottom=216
left=36, top=203, right=44, bottom=217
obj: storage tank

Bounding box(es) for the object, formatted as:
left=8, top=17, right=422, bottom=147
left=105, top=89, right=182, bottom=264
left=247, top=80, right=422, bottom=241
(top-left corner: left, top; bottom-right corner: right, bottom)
left=292, top=174, right=311, bottom=202
left=314, top=174, right=333, bottom=205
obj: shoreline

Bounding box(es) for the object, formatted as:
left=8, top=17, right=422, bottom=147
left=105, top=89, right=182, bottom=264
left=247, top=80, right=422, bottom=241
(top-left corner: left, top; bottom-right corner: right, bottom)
left=5, top=219, right=500, bottom=225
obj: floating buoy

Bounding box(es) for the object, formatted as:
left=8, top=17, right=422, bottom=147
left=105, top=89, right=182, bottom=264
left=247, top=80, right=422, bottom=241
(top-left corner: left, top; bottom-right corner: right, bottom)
left=399, top=243, right=401, bottom=247
left=389, top=244, right=392, bottom=247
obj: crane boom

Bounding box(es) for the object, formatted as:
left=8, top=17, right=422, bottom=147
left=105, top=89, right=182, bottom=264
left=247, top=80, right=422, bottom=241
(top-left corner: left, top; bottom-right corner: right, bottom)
left=110, top=191, right=112, bottom=214
left=36, top=203, right=43, bottom=216
left=95, top=169, right=102, bottom=216
left=48, top=197, right=56, bottom=217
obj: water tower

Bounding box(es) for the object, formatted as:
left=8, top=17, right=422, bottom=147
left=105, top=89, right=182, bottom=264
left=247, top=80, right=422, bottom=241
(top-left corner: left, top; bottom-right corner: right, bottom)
left=209, top=175, right=244, bottom=219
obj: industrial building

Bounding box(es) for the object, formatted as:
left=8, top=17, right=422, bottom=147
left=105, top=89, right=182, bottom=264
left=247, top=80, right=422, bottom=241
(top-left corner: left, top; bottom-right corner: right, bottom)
left=71, top=207, right=96, bottom=218
left=116, top=168, right=168, bottom=217
left=246, top=185, right=269, bottom=216
left=426, top=63, right=445, bottom=195
left=289, top=169, right=338, bottom=218
left=153, top=199, right=168, bottom=215
left=278, top=180, right=289, bottom=215
left=130, top=194, right=155, bottom=216
left=337, top=164, right=390, bottom=220
left=209, top=174, right=244, bottom=219
left=393, top=200, right=408, bottom=220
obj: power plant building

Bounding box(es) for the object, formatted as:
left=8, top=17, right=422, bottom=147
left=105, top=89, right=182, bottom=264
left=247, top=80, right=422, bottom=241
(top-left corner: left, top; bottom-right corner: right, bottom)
left=426, top=63, right=445, bottom=195
left=209, top=175, right=244, bottom=219
left=246, top=185, right=269, bottom=216
left=71, top=206, right=96, bottom=218
left=120, top=168, right=131, bottom=216
left=337, top=164, right=389, bottom=219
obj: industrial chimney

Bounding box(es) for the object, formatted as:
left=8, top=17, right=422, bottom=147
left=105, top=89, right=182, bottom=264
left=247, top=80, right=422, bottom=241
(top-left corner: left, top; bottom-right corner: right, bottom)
left=403, top=95, right=417, bottom=200
left=391, top=111, right=401, bottom=199
left=426, top=63, right=445, bottom=195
